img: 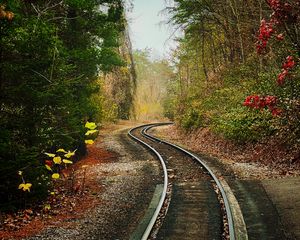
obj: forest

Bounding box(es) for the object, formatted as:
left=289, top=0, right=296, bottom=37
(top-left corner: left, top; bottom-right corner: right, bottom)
left=0, top=0, right=136, bottom=211
left=163, top=0, right=300, bottom=146
left=0, top=0, right=299, bottom=216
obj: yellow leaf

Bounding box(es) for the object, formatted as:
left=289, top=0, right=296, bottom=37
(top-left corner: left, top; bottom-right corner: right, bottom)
left=64, top=149, right=77, bottom=158
left=85, top=139, right=94, bottom=145
left=56, top=148, right=67, bottom=153
left=50, top=192, right=55, bottom=195
left=18, top=183, right=32, bottom=192
left=85, top=130, right=98, bottom=136
left=45, top=165, right=52, bottom=171
left=44, top=204, right=51, bottom=210
left=52, top=173, right=60, bottom=179
left=53, top=156, right=62, bottom=164
left=18, top=171, right=23, bottom=176
left=85, top=121, right=97, bottom=130
left=62, top=159, right=73, bottom=164
left=45, top=152, right=55, bottom=157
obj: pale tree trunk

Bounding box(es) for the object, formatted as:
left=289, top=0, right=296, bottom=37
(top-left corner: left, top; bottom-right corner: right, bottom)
left=227, top=0, right=245, bottom=62
left=200, top=23, right=209, bottom=83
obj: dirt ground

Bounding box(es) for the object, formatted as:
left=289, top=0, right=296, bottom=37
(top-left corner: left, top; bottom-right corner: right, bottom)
left=151, top=124, right=300, bottom=239
left=1, top=121, right=300, bottom=240
left=152, top=125, right=300, bottom=180
left=0, top=121, right=160, bottom=240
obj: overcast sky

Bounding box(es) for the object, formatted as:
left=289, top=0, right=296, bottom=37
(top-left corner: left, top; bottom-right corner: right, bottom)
left=127, top=0, right=178, bottom=59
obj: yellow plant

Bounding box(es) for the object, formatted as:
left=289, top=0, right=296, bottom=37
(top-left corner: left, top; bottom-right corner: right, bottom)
left=53, top=156, right=62, bottom=164
left=62, top=159, right=73, bottom=164
left=45, top=165, right=52, bottom=171
left=64, top=149, right=77, bottom=158
left=51, top=173, right=60, bottom=179
left=21, top=121, right=95, bottom=198
left=85, top=130, right=98, bottom=136
left=85, top=121, right=97, bottom=130
left=85, top=139, right=94, bottom=145
left=85, top=121, right=98, bottom=145
left=18, top=183, right=32, bottom=192
left=56, top=148, right=67, bottom=153
left=44, top=204, right=51, bottom=211
left=17, top=171, right=32, bottom=192
left=45, top=152, right=55, bottom=158
left=43, top=148, right=76, bottom=184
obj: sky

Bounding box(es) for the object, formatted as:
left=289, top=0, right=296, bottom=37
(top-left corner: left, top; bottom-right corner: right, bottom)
left=127, top=0, right=178, bottom=59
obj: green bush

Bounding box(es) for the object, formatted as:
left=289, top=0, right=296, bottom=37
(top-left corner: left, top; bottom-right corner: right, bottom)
left=180, top=108, right=204, bottom=130
left=0, top=143, right=49, bottom=211
left=163, top=97, right=176, bottom=120
left=0, top=0, right=127, bottom=212
left=212, top=106, right=276, bottom=143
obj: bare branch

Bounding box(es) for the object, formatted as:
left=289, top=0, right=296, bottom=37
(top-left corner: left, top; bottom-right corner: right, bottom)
left=31, top=70, right=52, bottom=83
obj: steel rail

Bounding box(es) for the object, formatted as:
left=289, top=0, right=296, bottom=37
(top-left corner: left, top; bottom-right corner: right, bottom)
left=143, top=123, right=236, bottom=240
left=128, top=124, right=168, bottom=240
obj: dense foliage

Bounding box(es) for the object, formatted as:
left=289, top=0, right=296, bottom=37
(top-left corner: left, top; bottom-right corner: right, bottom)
left=164, top=0, right=300, bottom=146
left=133, top=49, right=173, bottom=121
left=100, top=25, right=137, bottom=120
left=0, top=0, right=134, bottom=211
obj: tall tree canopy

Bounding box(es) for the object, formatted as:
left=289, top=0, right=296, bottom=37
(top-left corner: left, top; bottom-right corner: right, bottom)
left=0, top=0, right=135, bottom=211
left=133, top=49, right=173, bottom=121
left=164, top=0, right=300, bottom=147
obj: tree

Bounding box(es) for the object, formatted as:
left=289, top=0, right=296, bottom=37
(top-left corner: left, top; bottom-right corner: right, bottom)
left=164, top=0, right=300, bottom=148
left=244, top=0, right=300, bottom=144
left=0, top=0, right=132, bottom=211
left=133, top=49, right=173, bottom=120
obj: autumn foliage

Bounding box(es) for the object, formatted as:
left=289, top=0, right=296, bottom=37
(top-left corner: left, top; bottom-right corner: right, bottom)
left=243, top=95, right=281, bottom=116
left=164, top=0, right=300, bottom=147
left=245, top=0, right=299, bottom=116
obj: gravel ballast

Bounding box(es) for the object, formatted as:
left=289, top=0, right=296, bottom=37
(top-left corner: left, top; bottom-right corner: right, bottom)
left=25, top=122, right=162, bottom=240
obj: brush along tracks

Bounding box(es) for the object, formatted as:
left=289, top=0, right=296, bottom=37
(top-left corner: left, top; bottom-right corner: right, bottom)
left=129, top=123, right=247, bottom=240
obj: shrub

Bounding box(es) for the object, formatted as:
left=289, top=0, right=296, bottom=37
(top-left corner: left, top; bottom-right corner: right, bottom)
left=180, top=108, right=204, bottom=130
left=212, top=106, right=276, bottom=143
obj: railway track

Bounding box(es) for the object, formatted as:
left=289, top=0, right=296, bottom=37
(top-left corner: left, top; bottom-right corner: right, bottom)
left=129, top=123, right=247, bottom=240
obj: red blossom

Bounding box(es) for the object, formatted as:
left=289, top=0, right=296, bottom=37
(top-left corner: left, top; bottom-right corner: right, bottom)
left=258, top=0, right=299, bottom=54
left=282, top=56, right=295, bottom=69
left=277, top=69, right=288, bottom=85
left=249, top=1, right=299, bottom=117
left=265, top=95, right=277, bottom=105
left=277, top=56, right=296, bottom=85
left=243, top=95, right=280, bottom=116
left=268, top=0, right=281, bottom=11
left=271, top=107, right=282, bottom=116
left=256, top=19, right=274, bottom=53
left=45, top=160, right=53, bottom=167
left=267, top=0, right=298, bottom=24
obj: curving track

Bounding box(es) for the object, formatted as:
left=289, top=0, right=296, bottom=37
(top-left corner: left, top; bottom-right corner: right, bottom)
left=129, top=123, right=247, bottom=240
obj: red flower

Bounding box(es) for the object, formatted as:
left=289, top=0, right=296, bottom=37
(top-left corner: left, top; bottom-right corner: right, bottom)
left=243, top=95, right=253, bottom=107
left=282, top=56, right=295, bottom=69
left=45, top=160, right=53, bottom=167
left=268, top=0, right=281, bottom=10
left=276, top=56, right=296, bottom=85
left=243, top=95, right=281, bottom=117
left=265, top=95, right=277, bottom=105
left=277, top=69, right=288, bottom=85
left=271, top=108, right=282, bottom=116
left=256, top=19, right=275, bottom=53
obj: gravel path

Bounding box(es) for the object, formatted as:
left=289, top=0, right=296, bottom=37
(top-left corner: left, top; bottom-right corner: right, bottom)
left=150, top=124, right=300, bottom=239
left=26, top=123, right=162, bottom=240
